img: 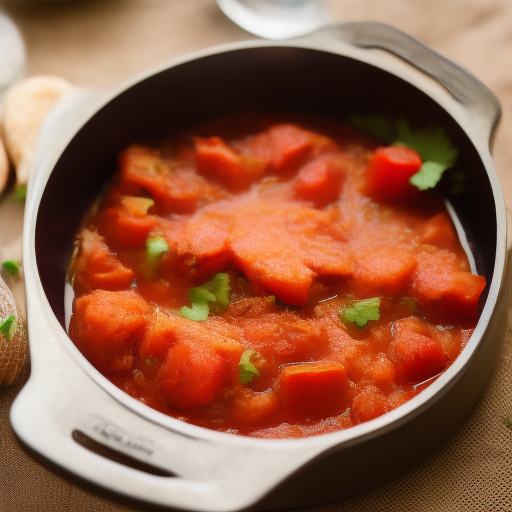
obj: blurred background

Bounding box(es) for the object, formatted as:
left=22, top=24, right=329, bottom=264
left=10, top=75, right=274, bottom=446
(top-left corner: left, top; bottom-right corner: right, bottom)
left=0, top=1, right=511, bottom=511
left=1, top=0, right=511, bottom=196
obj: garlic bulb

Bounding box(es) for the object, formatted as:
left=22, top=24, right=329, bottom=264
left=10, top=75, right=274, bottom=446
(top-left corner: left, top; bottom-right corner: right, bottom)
left=0, top=274, right=28, bottom=386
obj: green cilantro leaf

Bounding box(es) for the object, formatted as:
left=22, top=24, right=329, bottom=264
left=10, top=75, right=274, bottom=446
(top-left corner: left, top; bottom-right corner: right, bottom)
left=146, top=236, right=168, bottom=260
left=139, top=236, right=168, bottom=278
left=239, top=349, right=260, bottom=384
left=348, top=113, right=396, bottom=142
left=179, top=273, right=231, bottom=322
left=340, top=297, right=381, bottom=328
left=349, top=114, right=459, bottom=191
left=409, top=161, right=447, bottom=191
left=0, top=315, right=17, bottom=340
left=179, top=301, right=210, bottom=322
left=395, top=119, right=458, bottom=167
left=2, top=260, right=20, bottom=277
left=13, top=184, right=27, bottom=202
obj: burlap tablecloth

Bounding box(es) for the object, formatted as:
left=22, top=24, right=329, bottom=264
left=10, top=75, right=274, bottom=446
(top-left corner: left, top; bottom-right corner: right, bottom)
left=0, top=1, right=511, bottom=510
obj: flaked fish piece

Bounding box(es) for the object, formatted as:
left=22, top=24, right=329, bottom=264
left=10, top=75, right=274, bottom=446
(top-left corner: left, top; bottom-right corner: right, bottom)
left=0, top=273, right=28, bottom=386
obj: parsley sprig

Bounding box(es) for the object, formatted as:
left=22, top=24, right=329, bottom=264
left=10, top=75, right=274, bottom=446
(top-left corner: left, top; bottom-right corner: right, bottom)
left=349, top=114, right=459, bottom=190
left=0, top=315, right=18, bottom=340
left=2, top=260, right=20, bottom=277
left=179, top=273, right=231, bottom=322
left=140, top=235, right=168, bottom=278
left=339, top=297, right=381, bottom=328
left=239, top=349, right=260, bottom=384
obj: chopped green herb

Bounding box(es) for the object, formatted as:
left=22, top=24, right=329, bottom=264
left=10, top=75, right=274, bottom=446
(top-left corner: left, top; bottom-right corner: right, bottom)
left=239, top=349, right=260, bottom=384
left=13, top=184, right=27, bottom=202
left=179, top=301, right=210, bottom=322
left=179, top=273, right=231, bottom=321
left=348, top=113, right=396, bottom=143
left=349, top=114, right=459, bottom=190
left=146, top=236, right=168, bottom=260
left=140, top=235, right=168, bottom=278
left=0, top=315, right=17, bottom=340
left=2, top=260, right=20, bottom=277
left=340, top=297, right=381, bottom=328
left=503, top=416, right=512, bottom=430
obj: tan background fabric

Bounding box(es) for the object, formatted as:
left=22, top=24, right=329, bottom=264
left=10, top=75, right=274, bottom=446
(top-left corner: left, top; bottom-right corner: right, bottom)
left=0, top=0, right=511, bottom=510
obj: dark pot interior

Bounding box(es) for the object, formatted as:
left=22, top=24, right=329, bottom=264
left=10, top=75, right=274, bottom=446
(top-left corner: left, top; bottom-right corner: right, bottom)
left=35, top=44, right=496, bottom=336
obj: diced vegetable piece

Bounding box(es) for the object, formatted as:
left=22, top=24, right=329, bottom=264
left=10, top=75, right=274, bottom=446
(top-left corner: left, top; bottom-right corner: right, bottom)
left=350, top=115, right=458, bottom=191
left=157, top=318, right=243, bottom=408
left=230, top=227, right=315, bottom=306
left=69, top=289, right=151, bottom=373
left=419, top=212, right=457, bottom=249
left=230, top=388, right=279, bottom=428
left=278, top=362, right=348, bottom=419
left=350, top=387, right=388, bottom=424
left=195, top=136, right=265, bottom=191
left=292, top=156, right=345, bottom=208
left=365, top=145, right=422, bottom=202
left=181, top=210, right=231, bottom=277
left=73, top=229, right=135, bottom=293
left=138, top=309, right=179, bottom=360
left=229, top=204, right=315, bottom=305
left=241, top=313, right=329, bottom=365
left=2, top=260, right=20, bottom=277
left=298, top=236, right=354, bottom=277
left=100, top=206, right=158, bottom=250
left=352, top=246, right=417, bottom=295
left=120, top=196, right=154, bottom=216
left=158, top=342, right=226, bottom=408
left=365, top=355, right=396, bottom=391
left=118, top=144, right=223, bottom=214
left=411, top=250, right=486, bottom=320
left=389, top=317, right=447, bottom=383
left=240, top=123, right=336, bottom=173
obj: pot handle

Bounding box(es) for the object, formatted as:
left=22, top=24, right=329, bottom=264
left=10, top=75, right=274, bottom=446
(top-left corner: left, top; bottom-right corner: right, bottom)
left=320, top=21, right=501, bottom=145
left=11, top=340, right=322, bottom=512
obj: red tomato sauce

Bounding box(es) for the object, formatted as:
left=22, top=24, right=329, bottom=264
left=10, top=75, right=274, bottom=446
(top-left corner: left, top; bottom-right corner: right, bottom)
left=68, top=113, right=485, bottom=438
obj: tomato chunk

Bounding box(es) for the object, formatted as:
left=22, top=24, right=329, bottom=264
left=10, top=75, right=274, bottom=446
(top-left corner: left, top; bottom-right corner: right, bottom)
left=156, top=316, right=244, bottom=408
left=365, top=145, right=422, bottom=202
left=389, top=317, right=447, bottom=383
left=278, top=362, right=348, bottom=419
left=195, top=136, right=265, bottom=191
left=292, top=156, right=345, bottom=208
left=69, top=289, right=151, bottom=373
left=230, top=389, right=280, bottom=428
left=73, top=229, right=135, bottom=293
left=240, top=123, right=336, bottom=173
left=411, top=250, right=486, bottom=320
left=99, top=206, right=158, bottom=250
left=351, top=387, right=388, bottom=424
left=118, top=144, right=224, bottom=214
left=352, top=246, right=417, bottom=295
left=158, top=342, right=225, bottom=408
left=241, top=312, right=330, bottom=365
left=139, top=309, right=179, bottom=361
